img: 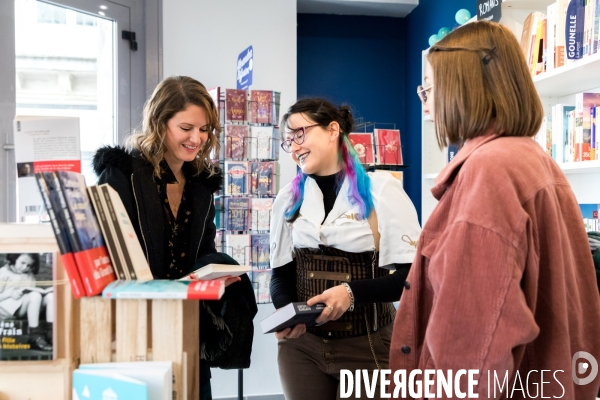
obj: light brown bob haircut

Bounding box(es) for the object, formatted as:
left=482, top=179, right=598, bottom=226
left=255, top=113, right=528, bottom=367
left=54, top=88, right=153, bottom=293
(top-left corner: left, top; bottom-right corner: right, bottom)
left=428, top=20, right=543, bottom=149
left=126, top=76, right=221, bottom=177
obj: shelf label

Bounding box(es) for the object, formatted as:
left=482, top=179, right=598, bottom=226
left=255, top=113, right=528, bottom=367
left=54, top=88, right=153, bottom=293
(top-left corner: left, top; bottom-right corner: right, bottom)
left=237, top=45, right=253, bottom=90
left=476, top=0, right=501, bottom=22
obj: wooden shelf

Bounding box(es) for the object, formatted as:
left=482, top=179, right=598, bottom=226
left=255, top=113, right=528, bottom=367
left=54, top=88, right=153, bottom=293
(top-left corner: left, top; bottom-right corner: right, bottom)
left=533, top=53, right=600, bottom=97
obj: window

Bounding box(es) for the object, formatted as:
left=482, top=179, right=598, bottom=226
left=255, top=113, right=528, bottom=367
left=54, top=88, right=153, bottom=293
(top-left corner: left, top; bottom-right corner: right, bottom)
left=36, top=1, right=66, bottom=24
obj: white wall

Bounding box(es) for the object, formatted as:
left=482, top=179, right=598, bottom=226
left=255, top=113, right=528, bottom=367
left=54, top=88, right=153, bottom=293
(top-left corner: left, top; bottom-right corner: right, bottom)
left=162, top=0, right=297, bottom=397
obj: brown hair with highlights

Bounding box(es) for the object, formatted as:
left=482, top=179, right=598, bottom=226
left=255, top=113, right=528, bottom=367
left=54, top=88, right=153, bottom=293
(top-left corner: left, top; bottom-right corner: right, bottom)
left=428, top=20, right=543, bottom=148
left=126, top=76, right=221, bottom=177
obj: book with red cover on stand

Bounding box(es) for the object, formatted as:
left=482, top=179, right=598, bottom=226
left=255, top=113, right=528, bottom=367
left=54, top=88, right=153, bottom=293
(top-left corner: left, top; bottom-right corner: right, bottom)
left=54, top=171, right=115, bottom=296
left=225, top=89, right=247, bottom=123
left=375, top=129, right=403, bottom=165
left=348, top=133, right=375, bottom=164
left=250, top=90, right=273, bottom=124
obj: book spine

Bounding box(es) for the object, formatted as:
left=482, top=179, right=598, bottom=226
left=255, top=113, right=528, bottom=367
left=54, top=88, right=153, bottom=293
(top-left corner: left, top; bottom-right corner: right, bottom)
left=88, top=186, right=126, bottom=280
left=52, top=172, right=83, bottom=253
left=101, top=186, right=137, bottom=280
left=35, top=173, right=84, bottom=298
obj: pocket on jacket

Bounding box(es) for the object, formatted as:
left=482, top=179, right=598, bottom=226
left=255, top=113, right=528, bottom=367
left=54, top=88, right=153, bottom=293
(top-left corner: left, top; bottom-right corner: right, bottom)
left=419, top=235, right=439, bottom=260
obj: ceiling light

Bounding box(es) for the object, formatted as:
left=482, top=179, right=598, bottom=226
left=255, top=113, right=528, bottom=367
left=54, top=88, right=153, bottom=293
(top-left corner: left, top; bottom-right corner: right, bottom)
left=100, top=5, right=107, bottom=10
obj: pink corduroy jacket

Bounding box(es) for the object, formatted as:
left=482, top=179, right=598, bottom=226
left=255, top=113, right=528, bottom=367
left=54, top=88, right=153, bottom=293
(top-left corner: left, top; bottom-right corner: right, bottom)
left=390, top=134, right=600, bottom=399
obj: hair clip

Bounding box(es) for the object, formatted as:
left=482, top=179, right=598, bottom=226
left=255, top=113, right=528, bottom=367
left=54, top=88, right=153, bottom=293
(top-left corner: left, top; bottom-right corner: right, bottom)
left=481, top=47, right=497, bottom=65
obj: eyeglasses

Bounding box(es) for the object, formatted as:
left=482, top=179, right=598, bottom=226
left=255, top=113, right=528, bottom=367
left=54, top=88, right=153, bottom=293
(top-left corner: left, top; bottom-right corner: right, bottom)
left=280, top=123, right=320, bottom=153
left=417, top=85, right=434, bottom=105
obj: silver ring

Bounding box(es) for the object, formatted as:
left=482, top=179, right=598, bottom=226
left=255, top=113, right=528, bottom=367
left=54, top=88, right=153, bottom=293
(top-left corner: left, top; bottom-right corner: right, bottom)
left=327, top=305, right=333, bottom=312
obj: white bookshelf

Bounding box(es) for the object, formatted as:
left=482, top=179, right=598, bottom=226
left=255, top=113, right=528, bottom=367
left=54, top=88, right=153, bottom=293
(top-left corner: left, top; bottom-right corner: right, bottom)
left=420, top=8, right=600, bottom=223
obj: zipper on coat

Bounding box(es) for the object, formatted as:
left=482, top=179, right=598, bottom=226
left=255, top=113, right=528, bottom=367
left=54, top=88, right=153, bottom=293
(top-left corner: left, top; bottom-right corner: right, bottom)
left=196, top=194, right=214, bottom=260
left=131, top=174, right=150, bottom=260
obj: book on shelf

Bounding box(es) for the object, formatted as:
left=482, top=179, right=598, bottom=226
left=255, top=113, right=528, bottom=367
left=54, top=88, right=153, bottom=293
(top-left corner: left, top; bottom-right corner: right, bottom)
left=72, top=369, right=148, bottom=400
left=13, top=115, right=81, bottom=223
left=375, top=129, right=403, bottom=165
left=54, top=171, right=115, bottom=296
left=224, top=197, right=250, bottom=231
left=575, top=92, right=600, bottom=161
left=226, top=233, right=251, bottom=266
left=250, top=90, right=273, bottom=124
left=348, top=133, right=375, bottom=164
left=566, top=0, right=585, bottom=60
left=0, top=252, right=57, bottom=361
left=249, top=125, right=274, bottom=159
left=102, top=279, right=224, bottom=300
left=225, top=89, right=247, bottom=123
left=252, top=268, right=272, bottom=304
left=180, top=263, right=251, bottom=280
left=250, top=198, right=273, bottom=232
left=88, top=184, right=153, bottom=282
left=79, top=361, right=172, bottom=400
left=225, top=161, right=249, bottom=195
left=260, top=302, right=326, bottom=334
left=225, top=124, right=249, bottom=159
left=35, top=173, right=85, bottom=298
left=250, top=234, right=270, bottom=269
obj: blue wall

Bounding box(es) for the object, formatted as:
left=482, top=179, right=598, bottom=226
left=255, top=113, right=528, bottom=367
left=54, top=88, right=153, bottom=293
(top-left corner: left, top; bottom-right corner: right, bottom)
left=297, top=0, right=474, bottom=222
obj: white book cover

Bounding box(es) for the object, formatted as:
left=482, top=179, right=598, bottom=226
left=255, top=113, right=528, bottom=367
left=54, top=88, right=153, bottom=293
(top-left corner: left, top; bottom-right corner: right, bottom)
left=250, top=198, right=273, bottom=231
left=13, top=116, right=80, bottom=223
left=181, top=263, right=251, bottom=280
left=249, top=125, right=274, bottom=160
left=226, top=234, right=251, bottom=266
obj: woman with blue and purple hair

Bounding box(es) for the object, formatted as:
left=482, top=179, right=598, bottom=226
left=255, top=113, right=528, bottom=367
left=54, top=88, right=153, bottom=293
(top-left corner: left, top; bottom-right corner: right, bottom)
left=269, top=97, right=421, bottom=399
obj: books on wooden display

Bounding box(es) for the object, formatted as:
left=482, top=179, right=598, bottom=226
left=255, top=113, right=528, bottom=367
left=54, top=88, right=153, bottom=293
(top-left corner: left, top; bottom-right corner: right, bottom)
left=348, top=133, right=375, bottom=164
left=180, top=263, right=251, bottom=280
left=375, top=129, right=403, bottom=165
left=0, top=252, right=57, bottom=361
left=53, top=171, right=115, bottom=296
left=35, top=172, right=85, bottom=298
left=88, top=184, right=153, bottom=282
left=260, top=302, right=325, bottom=334
left=102, top=279, right=224, bottom=300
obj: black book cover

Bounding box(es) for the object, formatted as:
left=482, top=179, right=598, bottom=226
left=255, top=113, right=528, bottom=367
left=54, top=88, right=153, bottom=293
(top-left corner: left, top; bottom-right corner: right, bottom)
left=260, top=302, right=325, bottom=334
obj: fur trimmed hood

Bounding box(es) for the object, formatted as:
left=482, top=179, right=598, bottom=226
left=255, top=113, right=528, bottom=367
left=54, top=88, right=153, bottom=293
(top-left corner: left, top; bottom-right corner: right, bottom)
left=92, top=145, right=223, bottom=193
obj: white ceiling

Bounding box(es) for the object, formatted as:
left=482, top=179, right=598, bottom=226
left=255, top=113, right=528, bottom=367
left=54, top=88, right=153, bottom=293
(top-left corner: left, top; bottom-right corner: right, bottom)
left=297, top=0, right=419, bottom=18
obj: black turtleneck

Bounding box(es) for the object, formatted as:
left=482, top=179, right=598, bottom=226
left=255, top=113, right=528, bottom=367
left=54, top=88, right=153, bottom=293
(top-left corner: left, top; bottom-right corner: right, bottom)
left=270, top=172, right=412, bottom=311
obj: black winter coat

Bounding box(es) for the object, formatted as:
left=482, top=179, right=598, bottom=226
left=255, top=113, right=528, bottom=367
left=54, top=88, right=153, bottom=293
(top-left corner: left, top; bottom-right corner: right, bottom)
left=92, top=146, right=257, bottom=369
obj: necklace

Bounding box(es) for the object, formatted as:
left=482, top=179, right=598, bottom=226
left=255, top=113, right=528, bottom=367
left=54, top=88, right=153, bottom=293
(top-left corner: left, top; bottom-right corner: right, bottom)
left=166, top=183, right=183, bottom=216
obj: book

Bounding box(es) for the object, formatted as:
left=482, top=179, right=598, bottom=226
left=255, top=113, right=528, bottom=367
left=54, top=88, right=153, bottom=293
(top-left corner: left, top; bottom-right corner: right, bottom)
left=225, top=161, right=249, bottom=195
left=224, top=197, right=250, bottom=231
left=249, top=125, right=274, bottom=160
left=35, top=173, right=84, bottom=298
left=0, top=252, right=57, bottom=361
left=374, top=129, right=403, bottom=165
left=250, top=198, right=273, bottom=232
left=180, top=263, right=251, bottom=280
left=54, top=171, right=115, bottom=296
left=250, top=234, right=270, bottom=269
left=13, top=116, right=81, bottom=223
left=225, top=89, right=247, bottom=122
left=79, top=361, right=172, bottom=400
left=225, top=124, right=249, bottom=159
left=566, top=0, right=585, bottom=60
left=250, top=90, right=273, bottom=124
left=102, top=279, right=224, bottom=300
left=226, top=234, right=251, bottom=266
left=260, top=302, right=326, bottom=333
left=93, top=184, right=153, bottom=282
left=250, top=161, right=275, bottom=195
left=253, top=268, right=272, bottom=304
left=348, top=133, right=375, bottom=164
left=72, top=369, right=148, bottom=400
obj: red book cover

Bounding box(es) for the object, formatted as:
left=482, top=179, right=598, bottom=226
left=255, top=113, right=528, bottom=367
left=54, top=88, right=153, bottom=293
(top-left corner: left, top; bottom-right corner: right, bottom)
left=250, top=90, right=273, bottom=124
left=348, top=133, right=375, bottom=164
left=225, top=89, right=247, bottom=122
left=225, top=125, right=249, bottom=159
left=375, top=129, right=403, bottom=165
left=36, top=172, right=85, bottom=298
left=54, top=171, right=115, bottom=296
left=186, top=280, right=224, bottom=300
